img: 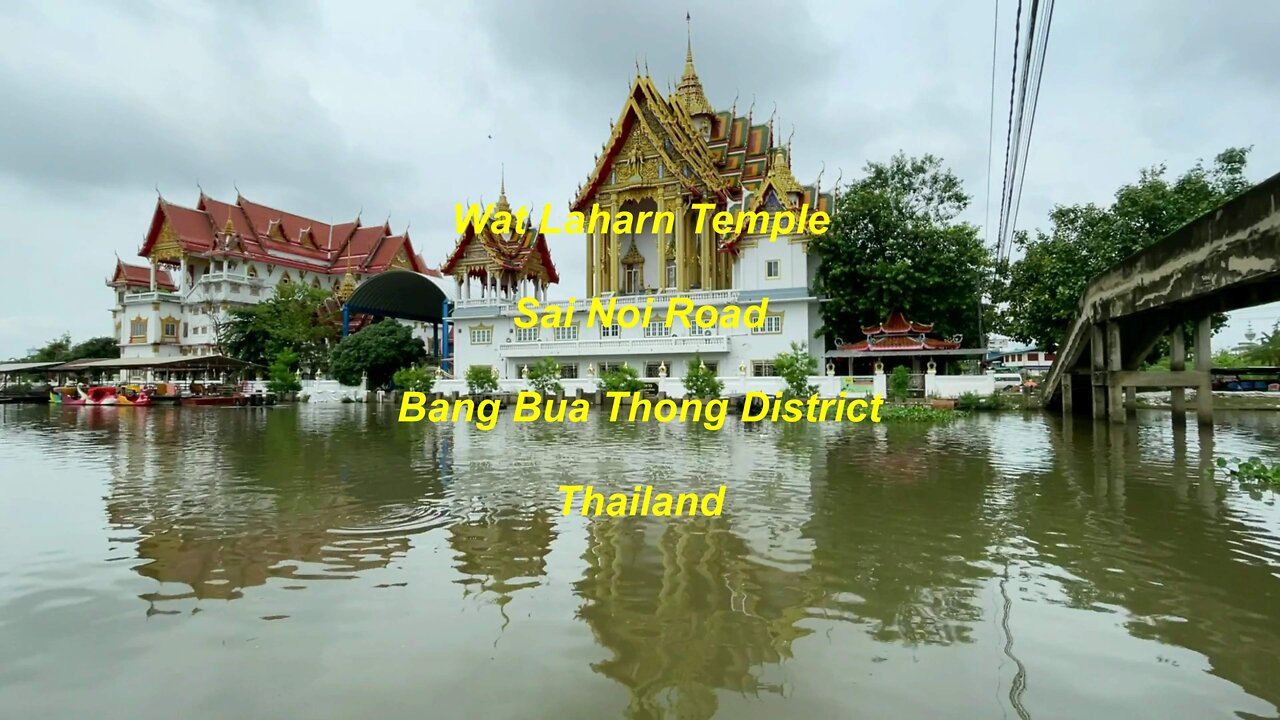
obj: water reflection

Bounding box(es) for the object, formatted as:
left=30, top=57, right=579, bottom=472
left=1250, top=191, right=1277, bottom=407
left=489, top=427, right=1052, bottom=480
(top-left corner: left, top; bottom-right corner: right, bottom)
left=0, top=404, right=1278, bottom=718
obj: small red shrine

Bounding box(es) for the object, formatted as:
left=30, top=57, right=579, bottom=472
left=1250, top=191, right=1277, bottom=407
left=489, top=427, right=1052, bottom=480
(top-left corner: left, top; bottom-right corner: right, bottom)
left=838, top=310, right=961, bottom=353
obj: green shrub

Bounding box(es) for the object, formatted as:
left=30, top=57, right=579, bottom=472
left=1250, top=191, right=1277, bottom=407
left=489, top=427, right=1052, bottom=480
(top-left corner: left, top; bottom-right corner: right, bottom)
left=774, top=342, right=818, bottom=398
left=267, top=349, right=302, bottom=394
left=465, top=365, right=499, bottom=395
left=527, top=357, right=563, bottom=395
left=889, top=366, right=911, bottom=401
left=682, top=353, right=723, bottom=399
left=599, top=365, right=646, bottom=394
left=392, top=365, right=435, bottom=393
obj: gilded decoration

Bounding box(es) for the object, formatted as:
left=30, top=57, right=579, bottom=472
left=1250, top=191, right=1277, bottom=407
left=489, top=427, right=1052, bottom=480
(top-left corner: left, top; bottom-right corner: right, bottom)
left=621, top=239, right=644, bottom=266
left=160, top=315, right=180, bottom=342
left=150, top=221, right=183, bottom=262
left=390, top=249, right=412, bottom=269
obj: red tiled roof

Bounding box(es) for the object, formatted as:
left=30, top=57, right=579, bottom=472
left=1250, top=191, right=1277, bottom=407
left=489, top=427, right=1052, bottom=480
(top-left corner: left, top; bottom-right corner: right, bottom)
left=837, top=335, right=960, bottom=353
left=861, top=309, right=935, bottom=336
left=108, top=259, right=176, bottom=291
left=134, top=193, right=430, bottom=276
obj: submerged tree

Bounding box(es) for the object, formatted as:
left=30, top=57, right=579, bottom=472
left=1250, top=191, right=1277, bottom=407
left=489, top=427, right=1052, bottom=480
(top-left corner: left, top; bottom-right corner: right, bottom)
left=812, top=153, right=992, bottom=344
left=682, top=353, right=724, bottom=399
left=774, top=342, right=818, bottom=399
left=527, top=357, right=563, bottom=396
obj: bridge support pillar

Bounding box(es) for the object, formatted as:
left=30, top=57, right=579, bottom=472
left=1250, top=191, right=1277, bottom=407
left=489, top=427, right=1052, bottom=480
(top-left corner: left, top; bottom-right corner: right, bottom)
left=1124, top=386, right=1136, bottom=414
left=1169, top=324, right=1186, bottom=420
left=1195, top=315, right=1213, bottom=424
left=1091, top=324, right=1107, bottom=420
left=1061, top=373, right=1073, bottom=416
left=1107, top=321, right=1125, bottom=423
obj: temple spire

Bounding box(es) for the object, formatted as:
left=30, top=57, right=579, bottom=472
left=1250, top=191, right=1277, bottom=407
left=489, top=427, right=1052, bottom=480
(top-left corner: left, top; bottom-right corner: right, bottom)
left=675, top=12, right=714, bottom=116
left=496, top=165, right=511, bottom=215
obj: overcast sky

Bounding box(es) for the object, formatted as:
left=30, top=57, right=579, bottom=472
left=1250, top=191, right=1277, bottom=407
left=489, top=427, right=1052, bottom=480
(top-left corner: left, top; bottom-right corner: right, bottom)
left=2, top=0, right=1278, bottom=359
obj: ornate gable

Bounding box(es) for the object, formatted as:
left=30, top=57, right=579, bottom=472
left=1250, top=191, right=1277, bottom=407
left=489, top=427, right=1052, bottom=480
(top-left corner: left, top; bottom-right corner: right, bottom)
left=572, top=76, right=729, bottom=211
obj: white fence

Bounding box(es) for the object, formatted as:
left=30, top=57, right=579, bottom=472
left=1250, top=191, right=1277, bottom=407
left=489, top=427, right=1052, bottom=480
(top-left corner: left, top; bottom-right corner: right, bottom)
left=924, top=374, right=996, bottom=399
left=428, top=373, right=887, bottom=400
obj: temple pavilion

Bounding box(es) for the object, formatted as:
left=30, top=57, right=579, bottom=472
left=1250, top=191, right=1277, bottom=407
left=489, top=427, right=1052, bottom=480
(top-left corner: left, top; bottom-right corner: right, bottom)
left=827, top=310, right=985, bottom=376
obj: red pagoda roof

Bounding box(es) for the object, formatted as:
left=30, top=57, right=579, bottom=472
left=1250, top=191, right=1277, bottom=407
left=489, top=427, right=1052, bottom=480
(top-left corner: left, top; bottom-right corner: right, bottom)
left=861, top=309, right=935, bottom=336
left=837, top=309, right=960, bottom=353
left=108, top=259, right=176, bottom=291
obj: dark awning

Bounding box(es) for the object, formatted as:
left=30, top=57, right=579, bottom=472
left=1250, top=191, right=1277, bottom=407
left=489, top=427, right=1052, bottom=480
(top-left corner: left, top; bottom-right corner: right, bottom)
left=345, top=271, right=447, bottom=323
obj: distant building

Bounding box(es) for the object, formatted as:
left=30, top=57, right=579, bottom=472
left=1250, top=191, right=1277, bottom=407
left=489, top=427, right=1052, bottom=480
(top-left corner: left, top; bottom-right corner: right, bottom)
left=991, top=345, right=1056, bottom=374
left=109, top=193, right=430, bottom=360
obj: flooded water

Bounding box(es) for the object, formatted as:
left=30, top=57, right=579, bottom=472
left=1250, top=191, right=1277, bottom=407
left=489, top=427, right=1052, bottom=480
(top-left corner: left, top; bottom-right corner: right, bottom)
left=1, top=404, right=1278, bottom=719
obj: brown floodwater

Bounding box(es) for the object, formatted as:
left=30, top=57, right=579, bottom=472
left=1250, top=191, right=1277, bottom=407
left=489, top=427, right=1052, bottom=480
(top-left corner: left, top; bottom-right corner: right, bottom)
left=0, top=404, right=1278, bottom=719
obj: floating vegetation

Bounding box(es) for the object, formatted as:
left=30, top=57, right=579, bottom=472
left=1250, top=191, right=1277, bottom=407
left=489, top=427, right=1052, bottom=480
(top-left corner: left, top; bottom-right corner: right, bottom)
left=878, top=404, right=964, bottom=423
left=1216, top=457, right=1280, bottom=488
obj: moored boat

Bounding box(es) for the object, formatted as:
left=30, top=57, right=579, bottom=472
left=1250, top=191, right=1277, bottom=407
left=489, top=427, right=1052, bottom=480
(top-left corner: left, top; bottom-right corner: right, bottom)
left=50, top=385, right=152, bottom=406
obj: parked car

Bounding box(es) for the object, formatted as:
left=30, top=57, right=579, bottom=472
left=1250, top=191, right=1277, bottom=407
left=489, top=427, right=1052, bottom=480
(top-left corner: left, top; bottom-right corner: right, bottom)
left=989, top=373, right=1025, bottom=393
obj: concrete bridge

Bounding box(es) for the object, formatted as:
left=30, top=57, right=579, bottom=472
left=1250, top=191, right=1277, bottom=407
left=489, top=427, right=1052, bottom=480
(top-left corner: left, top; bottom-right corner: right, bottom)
left=1041, top=170, right=1280, bottom=423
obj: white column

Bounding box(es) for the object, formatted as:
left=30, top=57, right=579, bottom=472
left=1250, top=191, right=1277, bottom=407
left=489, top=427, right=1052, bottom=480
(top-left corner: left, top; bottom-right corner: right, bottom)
left=149, top=261, right=157, bottom=292
left=179, top=256, right=188, bottom=294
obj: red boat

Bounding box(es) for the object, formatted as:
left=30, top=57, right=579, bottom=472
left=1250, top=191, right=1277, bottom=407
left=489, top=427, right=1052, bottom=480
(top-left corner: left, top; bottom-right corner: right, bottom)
left=50, top=385, right=151, bottom=406
left=180, top=383, right=249, bottom=406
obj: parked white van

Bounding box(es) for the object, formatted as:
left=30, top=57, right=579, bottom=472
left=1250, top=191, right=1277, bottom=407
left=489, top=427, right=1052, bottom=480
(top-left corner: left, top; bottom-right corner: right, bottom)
left=989, top=373, right=1025, bottom=392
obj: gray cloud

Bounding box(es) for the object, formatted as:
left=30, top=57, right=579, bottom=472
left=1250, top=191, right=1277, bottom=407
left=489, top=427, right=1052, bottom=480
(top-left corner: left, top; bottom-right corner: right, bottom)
left=2, top=0, right=1279, bottom=357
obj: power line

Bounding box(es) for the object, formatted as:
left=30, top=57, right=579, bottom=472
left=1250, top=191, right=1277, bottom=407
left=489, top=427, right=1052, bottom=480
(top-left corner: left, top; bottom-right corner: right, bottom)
left=995, top=0, right=1024, bottom=261
left=983, top=0, right=1001, bottom=250
left=1007, top=0, right=1054, bottom=258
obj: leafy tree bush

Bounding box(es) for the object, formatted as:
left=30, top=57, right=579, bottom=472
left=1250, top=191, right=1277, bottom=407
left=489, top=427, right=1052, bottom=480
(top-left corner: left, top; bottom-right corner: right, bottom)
left=527, top=357, right=563, bottom=395
left=599, top=365, right=646, bottom=394
left=267, top=349, right=302, bottom=394
left=465, top=365, right=500, bottom=395
left=392, top=365, right=435, bottom=393
left=999, top=148, right=1250, bottom=349
left=889, top=365, right=911, bottom=401
left=682, top=353, right=724, bottom=399
left=774, top=342, right=818, bottom=398
left=811, top=153, right=992, bottom=343
left=223, top=284, right=336, bottom=371
left=329, top=319, right=426, bottom=388
left=26, top=334, right=120, bottom=362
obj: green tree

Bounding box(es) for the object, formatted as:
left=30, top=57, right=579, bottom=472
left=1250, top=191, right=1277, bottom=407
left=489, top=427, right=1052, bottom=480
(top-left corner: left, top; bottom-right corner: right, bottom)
left=527, top=357, right=563, bottom=395
left=267, top=349, right=302, bottom=394
left=392, top=365, right=435, bottom=392
left=465, top=365, right=500, bottom=395
left=223, top=284, right=336, bottom=371
left=1244, top=322, right=1280, bottom=366
left=599, top=365, right=646, bottom=394
left=1000, top=148, right=1251, bottom=349
left=682, top=353, right=724, bottom=399
left=68, top=336, right=120, bottom=360
left=812, top=153, right=992, bottom=344
left=774, top=342, right=818, bottom=398
left=329, top=319, right=426, bottom=389
left=889, top=365, right=911, bottom=401
left=28, top=333, right=73, bottom=362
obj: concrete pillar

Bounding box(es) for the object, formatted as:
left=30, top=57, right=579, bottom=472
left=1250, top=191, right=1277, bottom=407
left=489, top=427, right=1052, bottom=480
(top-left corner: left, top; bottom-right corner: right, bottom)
left=1091, top=324, right=1107, bottom=420
left=1124, top=386, right=1136, bottom=414
left=1106, top=321, right=1124, bottom=423
left=1061, top=374, right=1073, bottom=416
left=1195, top=315, right=1213, bottom=425
left=1170, top=323, right=1186, bottom=419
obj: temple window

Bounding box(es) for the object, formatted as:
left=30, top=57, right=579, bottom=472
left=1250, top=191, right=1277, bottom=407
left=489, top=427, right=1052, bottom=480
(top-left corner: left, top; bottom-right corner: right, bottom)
left=643, top=361, right=669, bottom=378
left=600, top=323, right=620, bottom=339
left=247, top=265, right=258, bottom=278
left=161, top=317, right=179, bottom=341
left=470, top=327, right=493, bottom=345
left=559, top=364, right=579, bottom=379
left=643, top=320, right=670, bottom=338
left=700, top=361, right=719, bottom=375
left=279, top=272, right=291, bottom=284
left=600, top=362, right=624, bottom=375
left=751, top=360, right=777, bottom=377
left=553, top=325, right=579, bottom=342
left=624, top=265, right=642, bottom=294
left=665, top=258, right=676, bottom=288
left=515, top=326, right=539, bottom=343
left=752, top=313, right=784, bottom=335
left=765, top=259, right=781, bottom=279
left=129, top=317, right=148, bottom=343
